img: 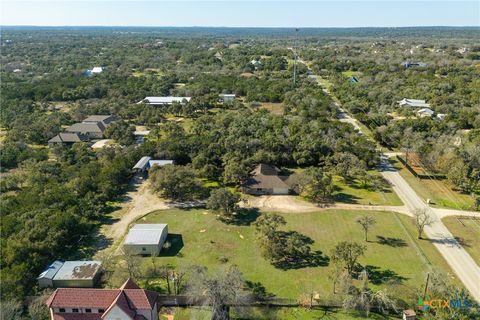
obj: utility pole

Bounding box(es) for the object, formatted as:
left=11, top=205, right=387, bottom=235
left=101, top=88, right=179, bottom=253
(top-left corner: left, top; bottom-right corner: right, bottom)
left=293, top=28, right=299, bottom=86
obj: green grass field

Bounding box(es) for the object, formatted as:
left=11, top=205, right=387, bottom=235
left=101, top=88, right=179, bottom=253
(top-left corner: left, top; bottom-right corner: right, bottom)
left=391, top=159, right=475, bottom=210
left=131, top=208, right=456, bottom=301
left=442, top=216, right=480, bottom=265
left=341, top=71, right=362, bottom=77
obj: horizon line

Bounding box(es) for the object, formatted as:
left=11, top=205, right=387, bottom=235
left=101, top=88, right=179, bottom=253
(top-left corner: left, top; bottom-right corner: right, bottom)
left=2, top=25, right=479, bottom=28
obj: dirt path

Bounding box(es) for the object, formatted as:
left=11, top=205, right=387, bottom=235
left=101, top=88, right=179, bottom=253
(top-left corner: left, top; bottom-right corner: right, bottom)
left=243, top=195, right=410, bottom=215
left=96, top=174, right=171, bottom=256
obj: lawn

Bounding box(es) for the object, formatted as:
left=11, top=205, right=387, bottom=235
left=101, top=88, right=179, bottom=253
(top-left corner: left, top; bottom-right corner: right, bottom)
left=165, top=306, right=401, bottom=320
left=391, top=159, right=475, bottom=210
left=130, top=208, right=457, bottom=301
left=341, top=71, right=362, bottom=77
left=257, top=102, right=284, bottom=115
left=442, top=216, right=480, bottom=265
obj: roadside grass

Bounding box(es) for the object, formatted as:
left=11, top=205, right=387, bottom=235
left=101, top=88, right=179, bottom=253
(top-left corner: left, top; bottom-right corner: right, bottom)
left=167, top=306, right=401, bottom=320
left=131, top=208, right=457, bottom=300
left=390, top=159, right=475, bottom=210
left=442, top=216, right=480, bottom=266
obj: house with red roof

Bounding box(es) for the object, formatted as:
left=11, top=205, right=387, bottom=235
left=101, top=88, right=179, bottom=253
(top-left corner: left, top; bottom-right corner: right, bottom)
left=46, top=279, right=159, bottom=320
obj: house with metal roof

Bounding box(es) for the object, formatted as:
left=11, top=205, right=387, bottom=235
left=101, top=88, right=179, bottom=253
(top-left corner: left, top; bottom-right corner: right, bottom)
left=397, top=98, right=431, bottom=108
left=219, top=93, right=236, bottom=102
left=37, top=260, right=64, bottom=288
left=66, top=122, right=106, bottom=139
left=140, top=96, right=191, bottom=105
left=48, top=133, right=89, bottom=146
left=123, top=224, right=169, bottom=256
left=417, top=107, right=435, bottom=118
left=133, top=157, right=174, bottom=172
left=46, top=278, right=159, bottom=320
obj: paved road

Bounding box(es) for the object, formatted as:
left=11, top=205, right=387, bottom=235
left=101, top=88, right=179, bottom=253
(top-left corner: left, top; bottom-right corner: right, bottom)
left=310, top=71, right=480, bottom=301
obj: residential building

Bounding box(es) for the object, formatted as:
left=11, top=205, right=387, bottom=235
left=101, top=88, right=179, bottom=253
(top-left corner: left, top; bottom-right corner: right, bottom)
left=38, top=261, right=102, bottom=288
left=66, top=122, right=106, bottom=139
left=82, top=115, right=116, bottom=127
left=397, top=98, right=431, bottom=108
left=48, top=133, right=88, bottom=146
left=132, top=157, right=174, bottom=172
left=46, top=278, right=159, bottom=320
left=417, top=107, right=434, bottom=118
left=86, top=67, right=104, bottom=76
left=219, top=93, right=236, bottom=102
left=123, top=224, right=169, bottom=256
left=140, top=97, right=191, bottom=105
left=243, top=164, right=292, bottom=195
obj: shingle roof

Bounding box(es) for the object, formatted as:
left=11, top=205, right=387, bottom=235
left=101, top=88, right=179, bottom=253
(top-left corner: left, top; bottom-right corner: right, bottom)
left=48, top=133, right=88, bottom=143
left=245, top=164, right=289, bottom=189
left=66, top=122, right=105, bottom=134
left=82, top=115, right=115, bottom=125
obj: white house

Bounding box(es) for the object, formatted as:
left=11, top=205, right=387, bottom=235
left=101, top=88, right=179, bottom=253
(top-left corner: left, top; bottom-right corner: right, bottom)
left=397, top=98, right=431, bottom=108
left=123, top=224, right=169, bottom=256
left=417, top=107, right=434, bottom=118
left=140, top=96, right=191, bottom=105
left=219, top=93, right=236, bottom=102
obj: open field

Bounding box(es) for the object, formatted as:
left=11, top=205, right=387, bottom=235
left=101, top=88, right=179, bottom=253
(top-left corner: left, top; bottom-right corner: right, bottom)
left=391, top=159, right=475, bottom=210
left=166, top=306, right=401, bottom=320
left=257, top=102, right=284, bottom=115
left=127, top=208, right=457, bottom=301
left=442, top=216, right=480, bottom=265
left=341, top=71, right=362, bottom=77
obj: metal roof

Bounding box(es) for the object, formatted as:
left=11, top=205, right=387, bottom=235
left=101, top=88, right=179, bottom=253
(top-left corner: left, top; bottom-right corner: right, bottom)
left=53, top=261, right=102, bottom=280
left=124, top=224, right=168, bottom=245
left=133, top=156, right=151, bottom=170
left=142, top=97, right=191, bottom=105
left=148, top=160, right=174, bottom=168
left=37, top=260, right=64, bottom=280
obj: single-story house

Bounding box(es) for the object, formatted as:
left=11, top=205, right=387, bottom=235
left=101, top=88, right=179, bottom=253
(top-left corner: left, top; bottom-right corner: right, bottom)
left=397, top=98, right=431, bottom=108
left=82, top=115, right=116, bottom=127
left=48, top=132, right=89, bottom=146
left=140, top=96, right=191, bottom=105
left=417, top=107, right=434, bottom=118
left=38, top=260, right=102, bottom=288
left=123, top=224, right=169, bottom=256
left=46, top=278, right=159, bottom=320
left=37, top=260, right=64, bottom=288
left=66, top=122, right=106, bottom=139
left=219, top=93, right=236, bottom=102
left=243, top=164, right=291, bottom=195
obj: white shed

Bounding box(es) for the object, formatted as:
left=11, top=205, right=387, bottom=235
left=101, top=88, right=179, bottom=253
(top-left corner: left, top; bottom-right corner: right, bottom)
left=123, top=224, right=169, bottom=256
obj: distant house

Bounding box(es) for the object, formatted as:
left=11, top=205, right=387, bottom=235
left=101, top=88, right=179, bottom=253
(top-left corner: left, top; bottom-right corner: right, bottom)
left=132, top=156, right=174, bottom=173
left=46, top=278, right=159, bottom=320
left=417, top=108, right=434, bottom=118
left=250, top=59, right=262, bottom=70
left=140, top=96, right=191, bottom=105
left=243, top=164, right=292, bottom=195
left=219, top=93, right=236, bottom=102
left=38, top=261, right=102, bottom=288
left=66, top=122, right=106, bottom=139
left=86, top=66, right=104, bottom=76
left=82, top=115, right=116, bottom=127
left=48, top=132, right=88, bottom=146
left=397, top=98, right=431, bottom=108
left=402, top=61, right=428, bottom=68
left=436, top=113, right=447, bottom=120
left=123, top=224, right=169, bottom=256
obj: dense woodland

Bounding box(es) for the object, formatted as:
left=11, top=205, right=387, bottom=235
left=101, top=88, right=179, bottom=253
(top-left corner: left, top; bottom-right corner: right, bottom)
left=1, top=27, right=479, bottom=317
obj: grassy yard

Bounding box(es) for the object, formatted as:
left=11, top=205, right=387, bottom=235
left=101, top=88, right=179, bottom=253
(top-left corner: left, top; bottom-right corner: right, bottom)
left=257, top=102, right=284, bottom=115
left=127, top=208, right=457, bottom=301
left=341, top=71, right=362, bottom=77
left=442, top=216, right=480, bottom=265
left=391, top=159, right=475, bottom=210
left=165, top=306, right=401, bottom=320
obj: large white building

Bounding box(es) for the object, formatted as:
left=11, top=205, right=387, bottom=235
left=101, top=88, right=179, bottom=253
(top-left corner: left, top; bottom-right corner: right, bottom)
left=140, top=96, right=191, bottom=105
left=123, top=224, right=169, bottom=256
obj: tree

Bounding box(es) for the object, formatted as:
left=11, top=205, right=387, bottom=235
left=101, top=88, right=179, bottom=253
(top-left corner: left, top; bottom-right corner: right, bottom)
left=104, top=120, right=136, bottom=146
left=0, top=300, right=23, bottom=320
left=122, top=248, right=142, bottom=281
left=413, top=208, right=434, bottom=239
left=300, top=167, right=334, bottom=204
left=254, top=213, right=286, bottom=243
left=356, top=215, right=376, bottom=242
left=330, top=241, right=366, bottom=275
left=28, top=291, right=52, bottom=320
left=186, top=265, right=252, bottom=320
left=149, top=164, right=204, bottom=201
left=207, top=188, right=240, bottom=222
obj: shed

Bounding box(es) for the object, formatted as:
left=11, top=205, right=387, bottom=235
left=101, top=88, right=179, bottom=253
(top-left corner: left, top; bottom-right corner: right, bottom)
left=403, top=309, right=416, bottom=320
left=123, top=224, right=169, bottom=256
left=37, top=260, right=64, bottom=288
left=52, top=261, right=102, bottom=288
left=148, top=160, right=174, bottom=168
left=219, top=94, right=236, bottom=102
left=133, top=156, right=152, bottom=172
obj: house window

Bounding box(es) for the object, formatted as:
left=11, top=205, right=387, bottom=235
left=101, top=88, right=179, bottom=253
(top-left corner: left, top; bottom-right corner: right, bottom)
left=85, top=309, right=92, bottom=313
left=59, top=308, right=65, bottom=313
left=99, top=309, right=105, bottom=313
left=142, top=247, right=146, bottom=251
left=72, top=308, right=79, bottom=313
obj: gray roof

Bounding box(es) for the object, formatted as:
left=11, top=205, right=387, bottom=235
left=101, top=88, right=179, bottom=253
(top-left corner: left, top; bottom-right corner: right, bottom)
left=37, top=260, right=64, bottom=280
left=48, top=133, right=88, bottom=143
left=83, top=115, right=115, bottom=125
left=245, top=164, right=290, bottom=190
left=397, top=98, right=430, bottom=108
left=53, top=261, right=102, bottom=281
left=124, top=224, right=168, bottom=245
left=66, top=122, right=105, bottom=134
left=148, top=160, right=174, bottom=168
left=133, top=156, right=152, bottom=170
left=141, top=97, right=191, bottom=105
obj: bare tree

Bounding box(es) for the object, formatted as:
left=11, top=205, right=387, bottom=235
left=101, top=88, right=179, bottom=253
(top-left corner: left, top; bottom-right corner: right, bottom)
left=186, top=265, right=252, bottom=320
left=413, top=208, right=434, bottom=239
left=356, top=215, right=377, bottom=242
left=0, top=300, right=23, bottom=320
left=122, top=248, right=142, bottom=280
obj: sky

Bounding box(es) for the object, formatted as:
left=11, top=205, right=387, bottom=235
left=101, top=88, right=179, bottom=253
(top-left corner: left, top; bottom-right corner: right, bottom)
left=1, top=1, right=479, bottom=27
